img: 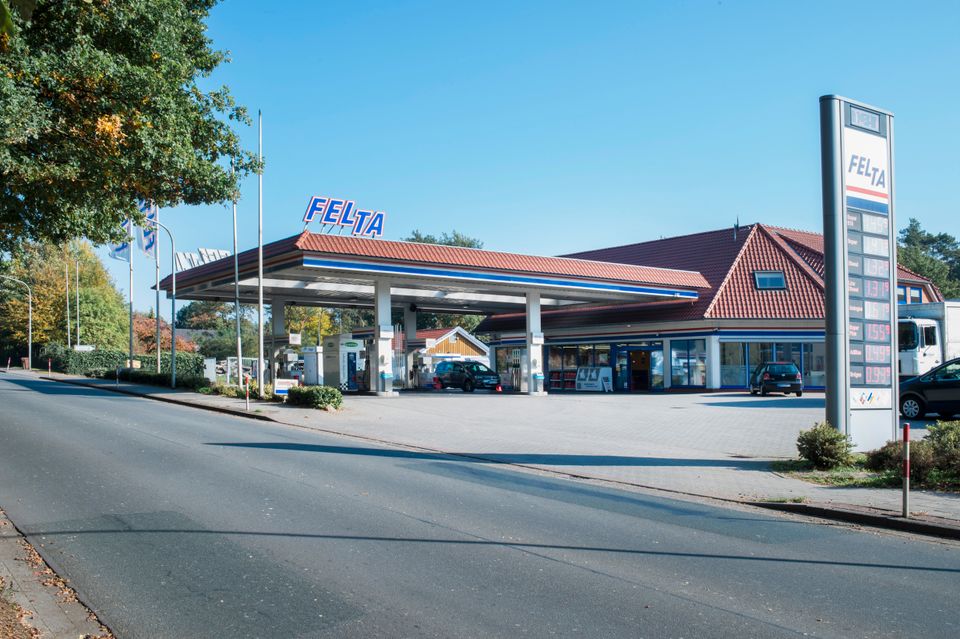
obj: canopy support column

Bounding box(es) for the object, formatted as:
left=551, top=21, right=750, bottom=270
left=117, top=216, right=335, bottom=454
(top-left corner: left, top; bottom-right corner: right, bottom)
left=403, top=305, right=417, bottom=390
left=374, top=279, right=396, bottom=396
left=526, top=291, right=546, bottom=396
left=272, top=299, right=286, bottom=381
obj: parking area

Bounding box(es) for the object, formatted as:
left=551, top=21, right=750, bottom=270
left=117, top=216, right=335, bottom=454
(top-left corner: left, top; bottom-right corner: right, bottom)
left=332, top=390, right=934, bottom=460
left=335, top=391, right=826, bottom=460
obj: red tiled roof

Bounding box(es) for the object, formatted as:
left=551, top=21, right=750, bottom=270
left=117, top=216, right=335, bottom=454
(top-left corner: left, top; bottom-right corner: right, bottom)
left=561, top=226, right=752, bottom=321
left=705, top=225, right=824, bottom=319
left=294, top=233, right=709, bottom=290
left=477, top=223, right=943, bottom=333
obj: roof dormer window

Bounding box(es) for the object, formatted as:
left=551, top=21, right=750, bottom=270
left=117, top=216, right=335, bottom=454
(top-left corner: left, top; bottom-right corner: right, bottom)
left=754, top=270, right=786, bottom=290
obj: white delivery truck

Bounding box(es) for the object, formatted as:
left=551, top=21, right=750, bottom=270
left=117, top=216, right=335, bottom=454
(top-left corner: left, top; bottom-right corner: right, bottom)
left=897, top=301, right=960, bottom=377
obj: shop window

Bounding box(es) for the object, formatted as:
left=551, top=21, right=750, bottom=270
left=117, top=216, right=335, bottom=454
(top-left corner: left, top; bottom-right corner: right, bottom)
left=720, top=343, right=747, bottom=387
left=670, top=339, right=706, bottom=387
left=896, top=285, right=906, bottom=305
left=754, top=271, right=786, bottom=290
left=802, top=343, right=826, bottom=388
left=595, top=345, right=611, bottom=367
left=910, top=287, right=923, bottom=304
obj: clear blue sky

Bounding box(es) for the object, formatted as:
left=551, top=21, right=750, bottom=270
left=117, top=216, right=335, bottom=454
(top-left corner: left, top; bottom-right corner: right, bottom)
left=100, top=0, right=960, bottom=320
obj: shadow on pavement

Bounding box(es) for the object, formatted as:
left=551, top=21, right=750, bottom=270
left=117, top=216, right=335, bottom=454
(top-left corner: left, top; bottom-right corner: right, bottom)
left=0, top=376, right=121, bottom=397
left=20, top=524, right=960, bottom=574
left=699, top=396, right=825, bottom=409
left=205, top=441, right=773, bottom=469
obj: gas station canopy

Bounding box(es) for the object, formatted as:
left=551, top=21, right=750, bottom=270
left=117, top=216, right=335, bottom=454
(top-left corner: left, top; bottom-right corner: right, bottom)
left=159, top=232, right=710, bottom=314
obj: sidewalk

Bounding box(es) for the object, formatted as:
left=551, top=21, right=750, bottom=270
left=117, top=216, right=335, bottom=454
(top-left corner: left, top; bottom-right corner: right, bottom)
left=14, top=370, right=960, bottom=530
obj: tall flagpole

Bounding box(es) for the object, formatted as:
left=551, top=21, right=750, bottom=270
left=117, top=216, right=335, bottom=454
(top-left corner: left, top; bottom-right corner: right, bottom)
left=128, top=220, right=134, bottom=369
left=65, top=261, right=71, bottom=348
left=155, top=207, right=161, bottom=373
left=257, top=110, right=264, bottom=398
left=75, top=256, right=80, bottom=345
left=232, top=164, right=243, bottom=386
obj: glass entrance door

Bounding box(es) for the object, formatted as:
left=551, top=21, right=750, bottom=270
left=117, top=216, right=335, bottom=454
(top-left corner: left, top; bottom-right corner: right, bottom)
left=630, top=351, right=650, bottom=390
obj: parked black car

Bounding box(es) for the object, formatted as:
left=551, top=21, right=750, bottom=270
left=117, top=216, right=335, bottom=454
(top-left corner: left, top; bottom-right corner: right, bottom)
left=749, top=362, right=803, bottom=397
left=899, top=358, right=960, bottom=419
left=434, top=361, right=501, bottom=392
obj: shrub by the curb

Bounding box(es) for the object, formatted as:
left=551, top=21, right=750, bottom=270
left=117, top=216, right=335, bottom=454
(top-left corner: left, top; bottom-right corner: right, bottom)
left=286, top=385, right=343, bottom=410
left=927, top=420, right=960, bottom=476
left=796, top=421, right=853, bottom=470
left=865, top=439, right=935, bottom=483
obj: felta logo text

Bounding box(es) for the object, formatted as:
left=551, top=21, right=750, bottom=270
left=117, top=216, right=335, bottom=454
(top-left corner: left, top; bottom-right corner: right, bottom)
left=303, top=197, right=386, bottom=237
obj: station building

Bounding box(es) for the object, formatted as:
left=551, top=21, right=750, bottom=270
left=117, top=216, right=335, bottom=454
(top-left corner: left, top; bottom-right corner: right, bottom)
left=476, top=223, right=940, bottom=393
left=162, top=223, right=939, bottom=396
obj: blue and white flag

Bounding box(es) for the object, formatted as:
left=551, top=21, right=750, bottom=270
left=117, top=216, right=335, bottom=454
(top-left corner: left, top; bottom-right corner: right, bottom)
left=137, top=201, right=159, bottom=258
left=109, top=219, right=132, bottom=262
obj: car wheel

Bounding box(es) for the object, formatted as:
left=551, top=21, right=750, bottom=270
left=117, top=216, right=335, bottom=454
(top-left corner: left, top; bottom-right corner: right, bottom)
left=900, top=395, right=925, bottom=419
left=760, top=387, right=768, bottom=397
left=463, top=380, right=474, bottom=393
left=796, top=391, right=803, bottom=397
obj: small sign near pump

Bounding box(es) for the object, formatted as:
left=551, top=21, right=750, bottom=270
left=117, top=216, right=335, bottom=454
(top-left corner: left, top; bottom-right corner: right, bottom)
left=303, top=196, right=386, bottom=237
left=288, top=333, right=302, bottom=346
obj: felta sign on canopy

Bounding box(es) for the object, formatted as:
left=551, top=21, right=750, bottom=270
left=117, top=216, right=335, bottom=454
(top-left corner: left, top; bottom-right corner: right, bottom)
left=303, top=196, right=386, bottom=237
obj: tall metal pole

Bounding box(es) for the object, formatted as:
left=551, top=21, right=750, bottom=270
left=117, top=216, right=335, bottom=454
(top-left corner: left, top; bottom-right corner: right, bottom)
left=151, top=219, right=177, bottom=388
left=232, top=165, right=243, bottom=386
left=257, top=110, right=264, bottom=398
left=156, top=208, right=162, bottom=373
left=128, top=220, right=134, bottom=369
left=65, top=262, right=71, bottom=348
left=75, top=257, right=80, bottom=345
left=0, top=275, right=31, bottom=370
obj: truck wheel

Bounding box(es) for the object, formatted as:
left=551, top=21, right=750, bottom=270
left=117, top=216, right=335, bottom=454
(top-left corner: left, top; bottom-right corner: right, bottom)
left=900, top=396, right=925, bottom=419
left=796, top=391, right=803, bottom=397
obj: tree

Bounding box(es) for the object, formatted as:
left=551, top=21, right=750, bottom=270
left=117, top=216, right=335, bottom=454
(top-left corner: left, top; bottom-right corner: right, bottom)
left=898, top=219, right=960, bottom=299
left=0, top=0, right=258, bottom=254
left=133, top=312, right=197, bottom=353
left=0, top=240, right=127, bottom=357
left=402, top=229, right=486, bottom=332
left=405, top=229, right=484, bottom=249
left=175, top=300, right=235, bottom=330
left=284, top=305, right=334, bottom=344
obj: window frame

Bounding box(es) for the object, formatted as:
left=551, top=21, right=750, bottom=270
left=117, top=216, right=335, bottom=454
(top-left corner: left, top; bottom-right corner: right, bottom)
left=753, top=270, right=787, bottom=290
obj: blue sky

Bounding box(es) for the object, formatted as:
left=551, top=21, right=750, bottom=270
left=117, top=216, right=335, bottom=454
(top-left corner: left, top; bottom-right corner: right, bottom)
left=101, top=0, right=960, bottom=318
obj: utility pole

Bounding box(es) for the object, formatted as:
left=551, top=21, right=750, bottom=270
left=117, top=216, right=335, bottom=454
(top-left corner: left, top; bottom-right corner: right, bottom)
left=232, top=163, right=243, bottom=386
left=257, top=110, right=264, bottom=398
left=75, top=256, right=80, bottom=345
left=65, top=262, right=71, bottom=348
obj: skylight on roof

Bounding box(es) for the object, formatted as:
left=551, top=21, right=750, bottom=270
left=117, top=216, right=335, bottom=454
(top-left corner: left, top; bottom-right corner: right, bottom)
left=754, top=270, right=786, bottom=290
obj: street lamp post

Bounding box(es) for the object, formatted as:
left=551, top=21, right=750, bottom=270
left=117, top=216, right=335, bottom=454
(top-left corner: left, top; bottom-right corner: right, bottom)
left=0, top=275, right=32, bottom=370
left=148, top=219, right=177, bottom=388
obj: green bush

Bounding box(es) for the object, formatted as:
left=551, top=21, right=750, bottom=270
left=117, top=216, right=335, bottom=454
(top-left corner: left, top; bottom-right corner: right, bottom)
left=286, top=385, right=343, bottom=410
left=101, top=368, right=208, bottom=390
left=40, top=343, right=205, bottom=378
left=796, top=421, right=853, bottom=470
left=138, top=352, right=205, bottom=377
left=865, top=439, right=935, bottom=483
left=927, top=420, right=960, bottom=476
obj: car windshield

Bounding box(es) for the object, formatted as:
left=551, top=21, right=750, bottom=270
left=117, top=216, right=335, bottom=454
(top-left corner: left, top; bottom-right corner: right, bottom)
left=464, top=362, right=492, bottom=374
left=768, top=364, right=798, bottom=375
left=898, top=322, right=919, bottom=351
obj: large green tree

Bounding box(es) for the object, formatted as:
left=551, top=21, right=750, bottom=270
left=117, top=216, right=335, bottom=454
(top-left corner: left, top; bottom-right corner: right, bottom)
left=0, top=0, right=257, bottom=253
left=898, top=218, right=960, bottom=299
left=402, top=229, right=486, bottom=332
left=0, top=240, right=127, bottom=358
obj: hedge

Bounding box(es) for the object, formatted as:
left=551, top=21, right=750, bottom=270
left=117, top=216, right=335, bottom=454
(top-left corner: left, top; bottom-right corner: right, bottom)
left=40, top=343, right=203, bottom=377
left=138, top=352, right=205, bottom=377
left=100, top=368, right=208, bottom=390
left=286, top=385, right=343, bottom=410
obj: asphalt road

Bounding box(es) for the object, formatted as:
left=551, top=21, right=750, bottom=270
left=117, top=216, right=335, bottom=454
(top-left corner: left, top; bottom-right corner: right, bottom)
left=0, top=374, right=958, bottom=639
